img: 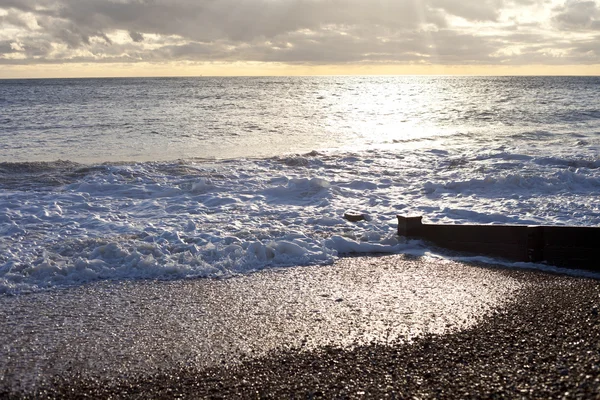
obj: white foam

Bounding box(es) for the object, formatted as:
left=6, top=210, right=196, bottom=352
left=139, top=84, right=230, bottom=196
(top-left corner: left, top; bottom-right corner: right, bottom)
left=2, top=143, right=600, bottom=294
left=428, top=253, right=600, bottom=280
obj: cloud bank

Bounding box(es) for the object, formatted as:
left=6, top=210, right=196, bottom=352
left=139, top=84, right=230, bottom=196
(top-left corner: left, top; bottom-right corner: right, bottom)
left=0, top=0, right=599, bottom=67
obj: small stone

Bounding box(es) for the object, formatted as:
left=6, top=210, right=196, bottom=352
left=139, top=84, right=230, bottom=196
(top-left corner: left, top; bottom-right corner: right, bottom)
left=343, top=211, right=366, bottom=222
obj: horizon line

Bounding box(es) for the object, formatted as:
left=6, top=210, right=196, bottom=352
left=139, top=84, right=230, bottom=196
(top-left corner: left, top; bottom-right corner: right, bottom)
left=2, top=73, right=600, bottom=80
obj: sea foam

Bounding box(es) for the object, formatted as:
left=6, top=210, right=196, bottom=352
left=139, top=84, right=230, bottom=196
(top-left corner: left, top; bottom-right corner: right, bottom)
left=1, top=144, right=600, bottom=294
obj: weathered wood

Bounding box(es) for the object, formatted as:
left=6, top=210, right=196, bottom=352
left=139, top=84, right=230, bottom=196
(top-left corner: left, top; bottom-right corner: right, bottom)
left=420, top=223, right=530, bottom=261
left=397, top=215, right=600, bottom=271
left=397, top=215, right=423, bottom=237
left=526, top=226, right=544, bottom=263
left=542, top=226, right=600, bottom=269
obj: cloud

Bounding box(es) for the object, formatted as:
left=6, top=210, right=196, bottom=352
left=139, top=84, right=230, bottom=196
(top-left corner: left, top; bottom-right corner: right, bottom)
left=429, top=0, right=504, bottom=21
left=0, top=39, right=15, bottom=53
left=553, top=0, right=600, bottom=30
left=22, top=0, right=447, bottom=43
left=129, top=31, right=144, bottom=43
left=1, top=0, right=600, bottom=67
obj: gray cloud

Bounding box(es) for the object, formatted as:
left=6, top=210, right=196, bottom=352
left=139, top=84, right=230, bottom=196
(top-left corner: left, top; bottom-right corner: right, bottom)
left=26, top=0, right=448, bottom=43
left=553, top=0, right=600, bottom=30
left=0, top=9, right=32, bottom=29
left=1, top=0, right=600, bottom=66
left=0, top=0, right=36, bottom=12
left=129, top=31, right=144, bottom=43
left=0, top=40, right=15, bottom=53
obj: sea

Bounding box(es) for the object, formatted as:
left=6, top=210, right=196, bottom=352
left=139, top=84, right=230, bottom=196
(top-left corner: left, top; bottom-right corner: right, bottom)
left=1, top=76, right=599, bottom=295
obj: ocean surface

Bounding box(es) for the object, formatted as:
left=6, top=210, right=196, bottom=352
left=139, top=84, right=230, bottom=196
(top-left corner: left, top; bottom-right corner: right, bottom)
left=1, top=76, right=599, bottom=294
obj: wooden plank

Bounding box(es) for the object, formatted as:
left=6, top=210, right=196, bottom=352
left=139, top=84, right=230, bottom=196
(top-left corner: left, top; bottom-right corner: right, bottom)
left=397, top=215, right=600, bottom=271
left=543, top=247, right=600, bottom=270
left=421, top=224, right=527, bottom=245
left=543, top=226, right=600, bottom=247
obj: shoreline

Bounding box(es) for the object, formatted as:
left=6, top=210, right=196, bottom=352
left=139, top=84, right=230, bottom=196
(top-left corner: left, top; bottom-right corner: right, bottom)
left=1, top=255, right=599, bottom=398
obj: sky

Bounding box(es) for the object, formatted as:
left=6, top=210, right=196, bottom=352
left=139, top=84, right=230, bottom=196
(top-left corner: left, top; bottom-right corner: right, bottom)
left=1, top=0, right=599, bottom=77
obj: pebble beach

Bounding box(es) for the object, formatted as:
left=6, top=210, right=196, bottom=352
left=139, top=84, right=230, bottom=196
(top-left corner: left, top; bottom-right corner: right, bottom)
left=1, top=255, right=599, bottom=398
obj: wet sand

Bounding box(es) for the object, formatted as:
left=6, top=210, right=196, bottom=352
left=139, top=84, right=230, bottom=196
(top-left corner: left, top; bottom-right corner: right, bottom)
left=1, top=254, right=599, bottom=398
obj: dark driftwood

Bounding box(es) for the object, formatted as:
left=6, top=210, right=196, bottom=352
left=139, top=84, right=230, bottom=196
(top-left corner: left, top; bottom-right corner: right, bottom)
left=397, top=215, right=600, bottom=271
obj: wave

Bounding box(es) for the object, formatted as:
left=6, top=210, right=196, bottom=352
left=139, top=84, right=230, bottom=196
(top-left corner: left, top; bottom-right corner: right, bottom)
left=423, top=170, right=600, bottom=197
left=533, top=156, right=600, bottom=170
left=0, top=160, right=83, bottom=174
left=2, top=146, right=600, bottom=294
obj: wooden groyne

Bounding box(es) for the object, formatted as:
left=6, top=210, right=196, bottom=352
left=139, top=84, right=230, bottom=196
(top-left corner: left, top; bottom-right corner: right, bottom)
left=397, top=215, right=600, bottom=272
